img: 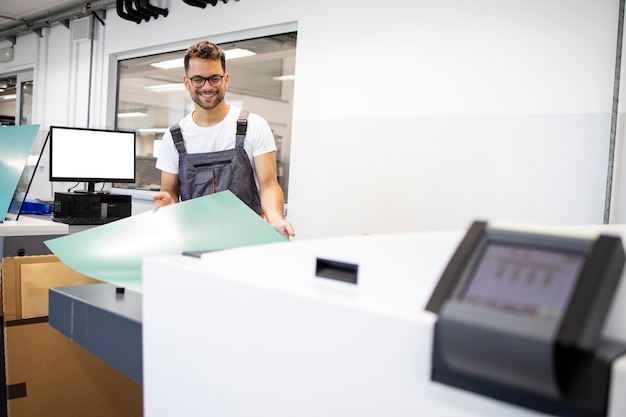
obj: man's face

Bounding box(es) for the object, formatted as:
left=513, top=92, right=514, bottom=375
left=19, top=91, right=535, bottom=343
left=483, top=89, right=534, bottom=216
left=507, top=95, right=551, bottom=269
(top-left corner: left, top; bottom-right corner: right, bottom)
left=184, top=58, right=229, bottom=111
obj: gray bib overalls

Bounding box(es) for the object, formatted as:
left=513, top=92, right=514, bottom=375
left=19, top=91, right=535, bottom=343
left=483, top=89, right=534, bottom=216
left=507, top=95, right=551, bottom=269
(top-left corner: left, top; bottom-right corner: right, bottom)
left=170, top=110, right=263, bottom=215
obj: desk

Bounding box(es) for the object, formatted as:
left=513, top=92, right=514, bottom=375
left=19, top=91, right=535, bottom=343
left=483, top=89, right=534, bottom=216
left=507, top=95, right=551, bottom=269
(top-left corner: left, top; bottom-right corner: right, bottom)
left=0, top=216, right=68, bottom=236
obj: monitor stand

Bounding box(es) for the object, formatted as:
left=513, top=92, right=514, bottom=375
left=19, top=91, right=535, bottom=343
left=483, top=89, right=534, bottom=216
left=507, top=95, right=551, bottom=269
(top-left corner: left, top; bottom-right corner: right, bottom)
left=73, top=182, right=110, bottom=195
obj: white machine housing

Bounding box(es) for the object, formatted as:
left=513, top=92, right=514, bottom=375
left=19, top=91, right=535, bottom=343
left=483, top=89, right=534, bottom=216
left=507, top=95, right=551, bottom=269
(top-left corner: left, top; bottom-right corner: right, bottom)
left=142, top=223, right=626, bottom=417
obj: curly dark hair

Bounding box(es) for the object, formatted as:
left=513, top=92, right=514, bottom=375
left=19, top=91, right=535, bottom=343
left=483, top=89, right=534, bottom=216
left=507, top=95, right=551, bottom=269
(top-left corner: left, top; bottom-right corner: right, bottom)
left=184, top=41, right=226, bottom=73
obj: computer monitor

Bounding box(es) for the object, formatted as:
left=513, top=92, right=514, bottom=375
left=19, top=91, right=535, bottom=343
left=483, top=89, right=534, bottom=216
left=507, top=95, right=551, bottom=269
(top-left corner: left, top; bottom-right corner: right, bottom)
left=49, top=126, right=136, bottom=193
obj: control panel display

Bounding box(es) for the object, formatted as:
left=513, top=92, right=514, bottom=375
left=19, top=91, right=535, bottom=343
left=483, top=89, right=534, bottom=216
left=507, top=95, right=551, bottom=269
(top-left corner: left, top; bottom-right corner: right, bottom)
left=462, top=243, right=585, bottom=318
left=427, top=221, right=626, bottom=417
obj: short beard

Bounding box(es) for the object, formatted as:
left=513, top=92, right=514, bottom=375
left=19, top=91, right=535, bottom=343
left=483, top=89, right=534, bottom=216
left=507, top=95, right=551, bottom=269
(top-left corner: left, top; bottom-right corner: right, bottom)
left=192, top=89, right=225, bottom=111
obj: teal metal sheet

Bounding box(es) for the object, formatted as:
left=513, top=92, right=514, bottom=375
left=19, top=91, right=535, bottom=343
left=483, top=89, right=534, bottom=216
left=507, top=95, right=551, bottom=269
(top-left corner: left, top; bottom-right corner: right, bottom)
left=45, top=191, right=287, bottom=292
left=0, top=125, right=41, bottom=221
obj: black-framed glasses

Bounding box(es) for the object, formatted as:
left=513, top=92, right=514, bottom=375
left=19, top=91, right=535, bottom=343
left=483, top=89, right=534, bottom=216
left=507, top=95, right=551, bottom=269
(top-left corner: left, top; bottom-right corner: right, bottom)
left=188, top=74, right=225, bottom=88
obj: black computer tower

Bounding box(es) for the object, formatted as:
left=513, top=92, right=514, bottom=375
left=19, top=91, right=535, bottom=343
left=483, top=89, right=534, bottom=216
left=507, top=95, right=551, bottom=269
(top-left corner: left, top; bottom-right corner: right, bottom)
left=53, top=192, right=131, bottom=222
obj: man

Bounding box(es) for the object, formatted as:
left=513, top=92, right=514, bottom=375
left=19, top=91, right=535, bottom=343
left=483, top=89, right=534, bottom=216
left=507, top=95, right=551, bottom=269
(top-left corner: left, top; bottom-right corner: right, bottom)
left=153, top=41, right=295, bottom=239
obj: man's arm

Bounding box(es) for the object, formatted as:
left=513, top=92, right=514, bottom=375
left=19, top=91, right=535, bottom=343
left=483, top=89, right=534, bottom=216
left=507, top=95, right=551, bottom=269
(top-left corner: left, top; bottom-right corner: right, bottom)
left=254, top=152, right=295, bottom=238
left=152, top=171, right=180, bottom=208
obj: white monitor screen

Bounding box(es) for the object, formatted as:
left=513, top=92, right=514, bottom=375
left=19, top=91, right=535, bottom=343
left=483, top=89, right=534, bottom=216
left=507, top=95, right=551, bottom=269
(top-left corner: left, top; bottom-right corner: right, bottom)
left=49, top=126, right=136, bottom=186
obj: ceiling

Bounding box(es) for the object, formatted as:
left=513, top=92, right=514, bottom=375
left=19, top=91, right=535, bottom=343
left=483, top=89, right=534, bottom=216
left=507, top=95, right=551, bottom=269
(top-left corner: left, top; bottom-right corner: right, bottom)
left=0, top=0, right=92, bottom=36
left=0, top=1, right=90, bottom=121
left=0, top=0, right=297, bottom=124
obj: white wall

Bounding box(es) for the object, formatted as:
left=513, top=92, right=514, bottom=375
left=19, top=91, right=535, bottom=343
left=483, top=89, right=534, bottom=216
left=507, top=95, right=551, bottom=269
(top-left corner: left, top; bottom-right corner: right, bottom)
left=0, top=0, right=624, bottom=239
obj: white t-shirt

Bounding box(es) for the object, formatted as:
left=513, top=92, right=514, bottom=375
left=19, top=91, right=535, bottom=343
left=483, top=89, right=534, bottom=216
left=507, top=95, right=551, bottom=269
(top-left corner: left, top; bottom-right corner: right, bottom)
left=155, top=105, right=277, bottom=181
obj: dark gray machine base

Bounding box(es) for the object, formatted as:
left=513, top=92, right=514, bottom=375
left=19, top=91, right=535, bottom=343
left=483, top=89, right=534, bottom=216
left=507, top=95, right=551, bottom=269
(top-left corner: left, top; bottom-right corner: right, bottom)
left=432, top=323, right=626, bottom=417
left=48, top=283, right=142, bottom=385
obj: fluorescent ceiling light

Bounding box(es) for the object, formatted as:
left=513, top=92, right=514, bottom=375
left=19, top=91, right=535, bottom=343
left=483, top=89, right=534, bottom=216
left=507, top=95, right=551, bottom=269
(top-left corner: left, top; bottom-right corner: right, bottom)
left=150, top=48, right=255, bottom=69
left=273, top=74, right=296, bottom=81
left=151, top=58, right=184, bottom=69
left=118, top=111, right=147, bottom=118
left=2, top=94, right=16, bottom=100
left=0, top=88, right=4, bottom=93
left=145, top=83, right=186, bottom=92
left=224, top=48, right=256, bottom=60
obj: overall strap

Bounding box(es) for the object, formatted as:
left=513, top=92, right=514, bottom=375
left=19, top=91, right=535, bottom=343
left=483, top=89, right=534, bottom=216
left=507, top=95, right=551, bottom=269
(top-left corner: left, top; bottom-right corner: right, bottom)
left=170, top=123, right=187, bottom=155
left=236, top=110, right=249, bottom=149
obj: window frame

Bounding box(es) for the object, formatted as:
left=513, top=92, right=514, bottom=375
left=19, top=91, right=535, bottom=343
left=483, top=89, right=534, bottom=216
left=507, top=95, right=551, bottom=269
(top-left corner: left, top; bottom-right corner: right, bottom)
left=109, top=24, right=297, bottom=203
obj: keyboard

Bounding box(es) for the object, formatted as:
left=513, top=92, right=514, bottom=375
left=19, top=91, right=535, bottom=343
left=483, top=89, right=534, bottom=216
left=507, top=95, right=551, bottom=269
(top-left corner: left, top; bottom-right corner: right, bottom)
left=52, top=216, right=123, bottom=225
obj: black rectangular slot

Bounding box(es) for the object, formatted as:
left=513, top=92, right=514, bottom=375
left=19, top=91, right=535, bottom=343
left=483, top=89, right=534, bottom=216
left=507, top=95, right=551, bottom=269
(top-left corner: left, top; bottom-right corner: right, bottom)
left=315, top=258, right=358, bottom=284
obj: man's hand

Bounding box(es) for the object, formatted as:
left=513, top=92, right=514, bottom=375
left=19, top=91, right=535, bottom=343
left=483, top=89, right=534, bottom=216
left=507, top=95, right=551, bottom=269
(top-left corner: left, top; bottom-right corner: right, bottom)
left=270, top=218, right=296, bottom=239
left=152, top=191, right=177, bottom=208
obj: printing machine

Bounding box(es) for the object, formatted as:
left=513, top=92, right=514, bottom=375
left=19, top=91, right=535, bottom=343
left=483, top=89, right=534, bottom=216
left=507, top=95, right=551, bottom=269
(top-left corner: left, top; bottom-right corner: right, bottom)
left=134, top=221, right=626, bottom=417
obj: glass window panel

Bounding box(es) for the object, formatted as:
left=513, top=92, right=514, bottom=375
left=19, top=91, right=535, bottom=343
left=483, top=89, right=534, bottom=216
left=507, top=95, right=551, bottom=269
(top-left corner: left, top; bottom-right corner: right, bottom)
left=0, top=76, right=17, bottom=126
left=114, top=32, right=297, bottom=202
left=20, top=81, right=33, bottom=125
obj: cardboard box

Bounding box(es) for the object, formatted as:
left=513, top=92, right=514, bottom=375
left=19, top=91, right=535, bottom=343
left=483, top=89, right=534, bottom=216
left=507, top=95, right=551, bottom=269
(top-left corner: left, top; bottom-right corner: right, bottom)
left=1, top=255, right=142, bottom=417
left=2, top=255, right=101, bottom=320
left=4, top=321, right=143, bottom=417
